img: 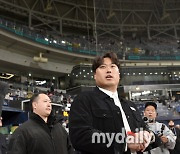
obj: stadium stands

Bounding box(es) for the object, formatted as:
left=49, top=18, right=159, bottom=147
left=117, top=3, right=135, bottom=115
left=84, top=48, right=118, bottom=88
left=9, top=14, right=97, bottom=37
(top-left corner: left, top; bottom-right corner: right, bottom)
left=1, top=17, right=180, bottom=60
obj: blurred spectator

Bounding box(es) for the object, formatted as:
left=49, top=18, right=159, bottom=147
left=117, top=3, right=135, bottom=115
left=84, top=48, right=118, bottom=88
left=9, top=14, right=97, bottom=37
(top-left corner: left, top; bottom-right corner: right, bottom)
left=59, top=92, right=64, bottom=103
left=62, top=118, right=69, bottom=133
left=175, top=125, right=180, bottom=129
left=143, top=102, right=176, bottom=154
left=0, top=117, right=7, bottom=154
left=168, top=120, right=180, bottom=154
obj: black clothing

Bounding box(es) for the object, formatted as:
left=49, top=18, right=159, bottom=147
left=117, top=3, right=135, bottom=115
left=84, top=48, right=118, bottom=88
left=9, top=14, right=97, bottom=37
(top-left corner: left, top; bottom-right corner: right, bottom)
left=7, top=113, right=73, bottom=154
left=69, top=87, right=161, bottom=154
left=0, top=133, right=7, bottom=154
left=170, top=127, right=180, bottom=154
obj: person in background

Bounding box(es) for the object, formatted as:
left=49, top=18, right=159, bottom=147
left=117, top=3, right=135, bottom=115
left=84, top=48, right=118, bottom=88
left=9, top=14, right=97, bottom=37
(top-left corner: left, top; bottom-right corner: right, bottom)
left=62, top=118, right=69, bottom=133
left=69, top=52, right=161, bottom=154
left=143, top=102, right=176, bottom=154
left=175, top=125, right=180, bottom=129
left=168, top=120, right=180, bottom=154
left=0, top=117, right=7, bottom=154
left=0, top=81, right=8, bottom=154
left=7, top=93, right=73, bottom=154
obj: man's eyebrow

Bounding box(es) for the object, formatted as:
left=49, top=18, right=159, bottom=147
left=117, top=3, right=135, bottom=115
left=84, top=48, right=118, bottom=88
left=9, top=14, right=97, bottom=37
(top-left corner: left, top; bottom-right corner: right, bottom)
left=44, top=98, right=51, bottom=101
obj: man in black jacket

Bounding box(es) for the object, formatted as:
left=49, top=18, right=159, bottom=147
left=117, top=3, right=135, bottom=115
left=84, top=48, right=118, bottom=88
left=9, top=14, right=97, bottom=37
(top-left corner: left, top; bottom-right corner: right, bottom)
left=69, top=52, right=161, bottom=154
left=7, top=93, right=73, bottom=154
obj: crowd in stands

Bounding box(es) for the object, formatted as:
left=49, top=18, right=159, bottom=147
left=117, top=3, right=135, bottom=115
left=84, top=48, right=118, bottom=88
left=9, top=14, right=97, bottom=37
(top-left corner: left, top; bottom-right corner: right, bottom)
left=0, top=17, right=180, bottom=60
left=2, top=79, right=180, bottom=121
left=5, top=88, right=28, bottom=101
left=1, top=81, right=180, bottom=153
left=3, top=81, right=180, bottom=126
left=3, top=81, right=73, bottom=113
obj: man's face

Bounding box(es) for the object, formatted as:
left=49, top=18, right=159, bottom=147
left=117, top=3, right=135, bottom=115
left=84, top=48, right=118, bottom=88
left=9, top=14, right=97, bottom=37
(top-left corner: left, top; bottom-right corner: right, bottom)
left=144, top=105, right=157, bottom=120
left=94, top=57, right=120, bottom=91
left=33, top=94, right=52, bottom=118
left=168, top=120, right=174, bottom=127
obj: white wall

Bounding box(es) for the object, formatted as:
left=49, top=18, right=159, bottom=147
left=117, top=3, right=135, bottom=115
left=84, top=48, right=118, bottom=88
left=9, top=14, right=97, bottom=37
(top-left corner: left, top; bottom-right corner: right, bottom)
left=0, top=48, right=73, bottom=74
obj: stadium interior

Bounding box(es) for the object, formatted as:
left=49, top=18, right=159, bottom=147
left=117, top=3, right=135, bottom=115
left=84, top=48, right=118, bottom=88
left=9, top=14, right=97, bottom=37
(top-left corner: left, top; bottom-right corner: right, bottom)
left=0, top=0, right=180, bottom=137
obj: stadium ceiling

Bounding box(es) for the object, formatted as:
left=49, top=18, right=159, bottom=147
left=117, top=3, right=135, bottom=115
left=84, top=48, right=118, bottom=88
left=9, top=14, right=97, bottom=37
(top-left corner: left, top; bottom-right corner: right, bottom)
left=0, top=0, right=180, bottom=40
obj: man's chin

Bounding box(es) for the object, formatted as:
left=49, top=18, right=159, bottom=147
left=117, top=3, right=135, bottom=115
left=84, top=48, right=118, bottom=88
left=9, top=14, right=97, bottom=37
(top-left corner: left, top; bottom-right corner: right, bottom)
left=46, top=112, right=51, bottom=116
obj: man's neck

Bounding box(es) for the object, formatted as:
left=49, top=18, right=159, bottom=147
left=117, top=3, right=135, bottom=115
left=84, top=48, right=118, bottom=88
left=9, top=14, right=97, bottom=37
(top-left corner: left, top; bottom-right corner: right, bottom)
left=98, top=86, right=117, bottom=93
left=34, top=112, right=48, bottom=123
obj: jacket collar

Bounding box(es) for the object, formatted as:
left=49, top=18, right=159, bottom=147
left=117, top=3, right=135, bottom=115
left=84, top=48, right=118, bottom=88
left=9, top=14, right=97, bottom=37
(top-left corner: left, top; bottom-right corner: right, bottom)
left=30, top=112, right=47, bottom=124
left=30, top=112, right=60, bottom=135
left=98, top=86, right=118, bottom=99
left=30, top=112, right=57, bottom=127
left=94, top=86, right=126, bottom=103
left=94, top=86, right=111, bottom=99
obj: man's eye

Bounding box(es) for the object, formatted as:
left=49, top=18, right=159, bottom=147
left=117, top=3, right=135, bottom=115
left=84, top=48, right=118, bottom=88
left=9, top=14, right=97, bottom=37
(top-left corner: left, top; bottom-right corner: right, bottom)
left=99, top=65, right=106, bottom=69
left=111, top=65, right=116, bottom=68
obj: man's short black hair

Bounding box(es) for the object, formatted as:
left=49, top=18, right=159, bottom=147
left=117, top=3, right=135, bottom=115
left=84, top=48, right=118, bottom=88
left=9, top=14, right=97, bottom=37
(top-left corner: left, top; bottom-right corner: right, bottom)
left=168, top=120, right=174, bottom=123
left=92, top=52, right=120, bottom=73
left=145, top=102, right=157, bottom=110
left=30, top=93, right=45, bottom=112
left=30, top=93, right=43, bottom=104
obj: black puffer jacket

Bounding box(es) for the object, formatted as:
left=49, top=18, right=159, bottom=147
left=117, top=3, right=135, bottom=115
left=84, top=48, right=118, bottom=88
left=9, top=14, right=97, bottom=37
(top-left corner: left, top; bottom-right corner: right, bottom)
left=7, top=113, right=73, bottom=154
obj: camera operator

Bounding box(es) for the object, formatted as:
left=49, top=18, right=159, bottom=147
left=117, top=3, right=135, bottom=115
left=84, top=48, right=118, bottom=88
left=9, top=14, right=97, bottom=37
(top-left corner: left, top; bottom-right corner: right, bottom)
left=143, top=102, right=176, bottom=154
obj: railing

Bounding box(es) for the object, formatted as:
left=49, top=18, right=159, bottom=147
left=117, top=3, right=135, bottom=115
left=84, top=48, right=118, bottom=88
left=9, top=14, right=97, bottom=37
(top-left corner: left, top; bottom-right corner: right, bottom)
left=0, top=17, right=180, bottom=60
left=0, top=17, right=97, bottom=56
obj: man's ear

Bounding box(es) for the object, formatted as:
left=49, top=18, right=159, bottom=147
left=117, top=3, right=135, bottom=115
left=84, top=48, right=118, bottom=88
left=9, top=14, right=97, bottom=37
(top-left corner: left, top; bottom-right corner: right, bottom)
left=119, top=72, right=120, bottom=80
left=94, top=73, right=96, bottom=80
left=32, top=102, right=37, bottom=110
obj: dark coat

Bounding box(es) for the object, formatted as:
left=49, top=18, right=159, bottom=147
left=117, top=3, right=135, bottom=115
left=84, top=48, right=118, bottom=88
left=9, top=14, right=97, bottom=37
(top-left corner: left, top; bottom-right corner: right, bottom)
left=0, top=133, right=7, bottom=154
left=69, top=87, right=161, bottom=154
left=7, top=113, right=73, bottom=154
left=170, top=127, right=180, bottom=154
